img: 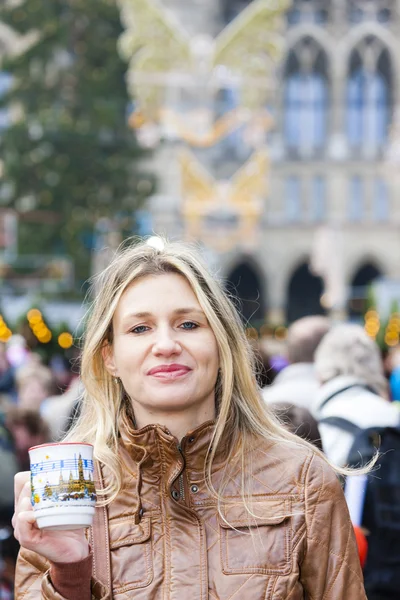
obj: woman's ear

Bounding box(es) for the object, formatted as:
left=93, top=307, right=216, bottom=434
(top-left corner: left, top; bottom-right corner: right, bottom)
left=102, top=342, right=118, bottom=377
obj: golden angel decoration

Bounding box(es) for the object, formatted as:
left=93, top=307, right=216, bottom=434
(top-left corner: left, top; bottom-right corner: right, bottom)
left=180, top=149, right=269, bottom=251
left=117, top=0, right=289, bottom=147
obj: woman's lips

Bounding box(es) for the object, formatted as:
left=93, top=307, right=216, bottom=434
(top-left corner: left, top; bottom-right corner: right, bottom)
left=147, top=364, right=192, bottom=380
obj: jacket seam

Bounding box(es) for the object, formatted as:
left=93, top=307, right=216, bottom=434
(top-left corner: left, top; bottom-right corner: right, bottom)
left=299, top=450, right=313, bottom=489
left=307, top=453, right=325, bottom=532
left=197, top=512, right=206, bottom=600
left=18, top=554, right=50, bottom=600
left=155, top=433, right=171, bottom=600
left=305, top=455, right=365, bottom=589
left=306, top=532, right=365, bottom=586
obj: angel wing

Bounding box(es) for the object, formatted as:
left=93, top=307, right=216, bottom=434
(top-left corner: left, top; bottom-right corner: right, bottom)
left=230, top=149, right=269, bottom=207
left=180, top=150, right=216, bottom=212
left=214, top=0, right=289, bottom=107
left=117, top=0, right=192, bottom=115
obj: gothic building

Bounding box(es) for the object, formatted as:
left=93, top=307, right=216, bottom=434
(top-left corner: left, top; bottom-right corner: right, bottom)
left=146, top=0, right=400, bottom=325
left=2, top=1, right=400, bottom=325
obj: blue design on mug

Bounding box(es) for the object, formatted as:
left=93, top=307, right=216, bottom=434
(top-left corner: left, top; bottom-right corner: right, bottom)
left=30, top=454, right=96, bottom=506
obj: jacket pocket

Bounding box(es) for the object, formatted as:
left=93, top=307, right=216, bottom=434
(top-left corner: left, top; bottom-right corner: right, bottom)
left=109, top=515, right=153, bottom=592
left=219, top=498, right=292, bottom=575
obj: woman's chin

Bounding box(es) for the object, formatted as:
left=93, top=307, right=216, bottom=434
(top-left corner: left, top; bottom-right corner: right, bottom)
left=144, top=390, right=199, bottom=412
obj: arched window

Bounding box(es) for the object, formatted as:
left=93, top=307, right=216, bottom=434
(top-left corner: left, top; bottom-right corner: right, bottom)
left=284, top=38, right=329, bottom=157
left=346, top=38, right=392, bottom=154
left=287, top=0, right=330, bottom=26
left=348, top=1, right=394, bottom=25
left=373, top=177, right=390, bottom=222
left=286, top=262, right=326, bottom=323
left=349, top=262, right=382, bottom=318
left=310, top=175, right=327, bottom=222
left=285, top=176, right=302, bottom=222
left=213, top=87, right=247, bottom=161
left=348, top=176, right=364, bottom=222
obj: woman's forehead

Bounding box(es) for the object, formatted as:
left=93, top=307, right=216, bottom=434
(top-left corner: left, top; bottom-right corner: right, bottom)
left=114, top=273, right=202, bottom=321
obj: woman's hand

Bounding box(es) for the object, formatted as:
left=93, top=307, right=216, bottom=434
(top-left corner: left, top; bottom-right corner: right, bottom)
left=13, top=472, right=90, bottom=564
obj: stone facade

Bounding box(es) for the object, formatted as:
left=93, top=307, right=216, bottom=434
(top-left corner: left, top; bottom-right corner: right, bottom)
left=2, top=1, right=400, bottom=324
left=147, top=0, right=400, bottom=324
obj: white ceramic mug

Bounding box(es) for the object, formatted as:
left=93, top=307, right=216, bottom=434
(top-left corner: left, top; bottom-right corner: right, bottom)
left=29, top=442, right=96, bottom=530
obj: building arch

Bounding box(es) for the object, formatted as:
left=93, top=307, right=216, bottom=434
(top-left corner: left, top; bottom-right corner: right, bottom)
left=344, top=22, right=398, bottom=65
left=344, top=23, right=398, bottom=91
left=286, top=260, right=326, bottom=324
left=284, top=26, right=334, bottom=62
left=348, top=260, right=384, bottom=318
left=225, top=258, right=266, bottom=326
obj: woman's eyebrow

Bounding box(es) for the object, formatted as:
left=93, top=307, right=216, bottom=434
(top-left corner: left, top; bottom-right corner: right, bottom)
left=123, top=307, right=205, bottom=322
left=173, top=307, right=205, bottom=317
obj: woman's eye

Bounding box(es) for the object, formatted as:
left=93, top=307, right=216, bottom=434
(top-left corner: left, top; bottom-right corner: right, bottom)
left=180, top=321, right=198, bottom=330
left=131, top=325, right=149, bottom=334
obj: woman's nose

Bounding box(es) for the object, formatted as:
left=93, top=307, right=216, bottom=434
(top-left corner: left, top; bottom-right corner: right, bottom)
left=152, top=330, right=182, bottom=356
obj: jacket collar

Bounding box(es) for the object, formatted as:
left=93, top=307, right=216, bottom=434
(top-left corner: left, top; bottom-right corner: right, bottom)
left=119, top=417, right=218, bottom=472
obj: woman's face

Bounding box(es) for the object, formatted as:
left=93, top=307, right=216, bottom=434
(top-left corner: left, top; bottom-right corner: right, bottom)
left=103, top=273, right=220, bottom=420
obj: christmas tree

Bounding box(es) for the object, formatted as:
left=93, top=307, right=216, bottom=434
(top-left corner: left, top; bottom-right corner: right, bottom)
left=0, top=0, right=156, bottom=291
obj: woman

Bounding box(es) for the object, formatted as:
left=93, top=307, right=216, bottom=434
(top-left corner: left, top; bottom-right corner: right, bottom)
left=13, top=239, right=367, bottom=599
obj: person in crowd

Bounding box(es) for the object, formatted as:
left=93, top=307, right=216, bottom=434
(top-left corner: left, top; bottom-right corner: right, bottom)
left=262, top=315, right=330, bottom=409
left=14, top=239, right=367, bottom=599
left=40, top=376, right=82, bottom=441
left=270, top=402, right=324, bottom=451
left=313, top=323, right=400, bottom=467
left=0, top=409, right=18, bottom=524
left=0, top=343, right=17, bottom=406
left=15, top=362, right=57, bottom=412
left=6, top=407, right=50, bottom=471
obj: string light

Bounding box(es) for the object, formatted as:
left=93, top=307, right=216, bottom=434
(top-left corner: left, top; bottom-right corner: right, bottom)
left=364, top=309, right=380, bottom=339
left=58, top=332, right=73, bottom=349
left=0, top=315, right=12, bottom=342
left=274, top=326, right=288, bottom=341
left=27, top=309, right=52, bottom=344
left=245, top=327, right=258, bottom=340
left=384, top=312, right=400, bottom=347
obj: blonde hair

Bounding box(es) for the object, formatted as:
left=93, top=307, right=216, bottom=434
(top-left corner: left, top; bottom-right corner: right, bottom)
left=66, top=238, right=372, bottom=509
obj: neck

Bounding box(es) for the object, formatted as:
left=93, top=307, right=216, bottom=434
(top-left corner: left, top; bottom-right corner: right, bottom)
left=131, top=397, right=216, bottom=441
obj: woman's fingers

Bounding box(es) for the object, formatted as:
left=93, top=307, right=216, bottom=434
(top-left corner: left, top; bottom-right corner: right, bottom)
left=13, top=496, right=38, bottom=545
left=13, top=472, right=90, bottom=562
left=15, top=481, right=31, bottom=513
left=13, top=476, right=32, bottom=531
left=15, top=511, right=39, bottom=547
left=14, top=471, right=30, bottom=508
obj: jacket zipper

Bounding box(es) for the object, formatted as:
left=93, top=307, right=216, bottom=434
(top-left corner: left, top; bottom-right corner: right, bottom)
left=177, top=444, right=186, bottom=501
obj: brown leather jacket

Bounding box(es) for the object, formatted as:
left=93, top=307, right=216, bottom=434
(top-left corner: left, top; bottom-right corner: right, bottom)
left=15, top=421, right=367, bottom=599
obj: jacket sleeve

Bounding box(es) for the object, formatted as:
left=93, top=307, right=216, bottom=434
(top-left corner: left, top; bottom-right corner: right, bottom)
left=300, top=453, right=367, bottom=599
left=15, top=548, right=108, bottom=600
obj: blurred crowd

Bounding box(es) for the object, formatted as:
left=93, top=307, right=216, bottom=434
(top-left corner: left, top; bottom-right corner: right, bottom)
left=257, top=317, right=400, bottom=599
left=1, top=317, right=400, bottom=597
left=0, top=335, right=81, bottom=596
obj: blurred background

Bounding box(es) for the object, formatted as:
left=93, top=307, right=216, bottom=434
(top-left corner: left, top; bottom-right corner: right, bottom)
left=0, top=0, right=400, bottom=594
left=1, top=0, right=400, bottom=355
